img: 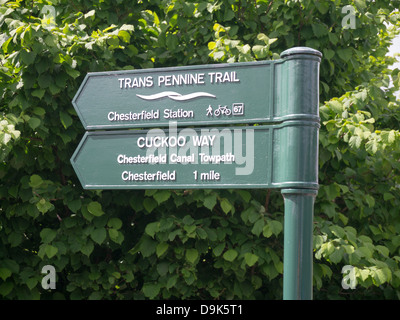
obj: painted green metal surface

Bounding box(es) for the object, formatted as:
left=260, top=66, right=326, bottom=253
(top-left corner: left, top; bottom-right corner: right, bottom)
left=72, top=48, right=321, bottom=129
left=70, top=121, right=319, bottom=190
left=282, top=189, right=317, bottom=300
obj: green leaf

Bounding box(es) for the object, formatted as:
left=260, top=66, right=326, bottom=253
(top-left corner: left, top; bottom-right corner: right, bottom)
left=213, top=243, right=225, bottom=257
left=244, top=252, right=259, bottom=267
left=203, top=193, right=217, bottom=210
left=143, top=283, right=160, bottom=299
left=40, top=228, right=57, bottom=243
left=127, top=44, right=138, bottom=56
left=156, top=262, right=169, bottom=276
left=20, top=50, right=36, bottom=65
left=182, top=215, right=194, bottom=225
left=140, top=236, right=157, bottom=257
left=88, top=292, right=103, bottom=300
left=38, top=74, right=52, bottom=88
left=223, top=7, right=235, bottom=21
left=184, top=224, right=196, bottom=236
left=143, top=198, right=157, bottom=213
left=8, top=232, right=22, bottom=247
left=365, top=195, right=375, bottom=208
left=153, top=190, right=171, bottom=204
left=312, top=23, right=328, bottom=38
left=118, top=30, right=131, bottom=43
left=68, top=199, right=81, bottom=213
left=223, top=249, right=238, bottom=262
left=329, top=248, right=343, bottom=263
left=28, top=117, right=41, bottom=130
left=349, top=135, right=362, bottom=149
left=375, top=245, right=389, bottom=257
left=388, top=130, right=396, bottom=144
left=337, top=48, right=352, bottom=62
left=366, top=139, right=378, bottom=154
left=354, top=0, right=367, bottom=11
left=186, top=248, right=199, bottom=264
left=315, top=1, right=330, bottom=14
left=251, top=218, right=264, bottom=237
left=324, top=183, right=340, bottom=201
left=166, top=275, right=178, bottom=289
left=156, top=242, right=169, bottom=257
left=45, top=244, right=58, bottom=258
left=0, top=282, right=13, bottom=297
left=196, top=228, right=208, bottom=239
left=356, top=246, right=373, bottom=259
left=26, top=278, right=38, bottom=290
left=392, top=235, right=400, bottom=247
left=252, top=45, right=268, bottom=59
left=84, top=9, right=96, bottom=19
left=120, top=24, right=135, bottom=32
left=235, top=190, right=251, bottom=203
left=90, top=228, right=106, bottom=245
left=31, top=89, right=46, bottom=99
left=330, top=225, right=345, bottom=238
left=208, top=42, right=216, bottom=50
left=36, top=198, right=54, bottom=213
left=65, top=66, right=80, bottom=79
left=81, top=240, right=94, bottom=257
left=166, top=33, right=178, bottom=50
left=384, top=192, right=395, bottom=201
left=0, top=268, right=11, bottom=281
left=108, top=228, right=124, bottom=244
left=87, top=201, right=104, bottom=216
left=145, top=221, right=160, bottom=238
left=327, top=100, right=343, bottom=113
left=357, top=268, right=370, bottom=282
left=31, top=108, right=45, bottom=117
left=220, top=198, right=233, bottom=214
left=107, top=218, right=122, bottom=230
left=29, top=174, right=43, bottom=188
left=371, top=268, right=388, bottom=286
left=263, top=220, right=283, bottom=238
left=60, top=111, right=73, bottom=129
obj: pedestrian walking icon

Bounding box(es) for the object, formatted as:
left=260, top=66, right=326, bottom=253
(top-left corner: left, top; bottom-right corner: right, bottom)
left=206, top=105, right=213, bottom=117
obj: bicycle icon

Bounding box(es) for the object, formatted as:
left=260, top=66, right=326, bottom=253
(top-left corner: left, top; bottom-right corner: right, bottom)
left=214, top=105, right=231, bottom=117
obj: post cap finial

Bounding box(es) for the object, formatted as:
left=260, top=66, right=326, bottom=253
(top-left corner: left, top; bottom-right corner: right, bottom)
left=280, top=47, right=322, bottom=59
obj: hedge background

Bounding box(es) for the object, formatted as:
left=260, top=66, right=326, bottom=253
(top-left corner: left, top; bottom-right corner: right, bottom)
left=1, top=0, right=400, bottom=300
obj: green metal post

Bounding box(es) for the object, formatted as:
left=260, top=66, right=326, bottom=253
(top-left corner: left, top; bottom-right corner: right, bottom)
left=282, top=188, right=317, bottom=300
left=278, top=47, right=321, bottom=300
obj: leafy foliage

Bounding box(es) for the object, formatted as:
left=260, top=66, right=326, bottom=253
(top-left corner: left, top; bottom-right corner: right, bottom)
left=1, top=0, right=400, bottom=300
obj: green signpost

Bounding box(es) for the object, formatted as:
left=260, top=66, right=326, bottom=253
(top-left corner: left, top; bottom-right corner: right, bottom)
left=71, top=47, right=322, bottom=300
left=72, top=49, right=320, bottom=129
left=70, top=121, right=319, bottom=190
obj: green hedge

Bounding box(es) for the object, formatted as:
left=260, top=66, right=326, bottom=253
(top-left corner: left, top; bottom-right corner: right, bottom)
left=1, top=0, right=400, bottom=300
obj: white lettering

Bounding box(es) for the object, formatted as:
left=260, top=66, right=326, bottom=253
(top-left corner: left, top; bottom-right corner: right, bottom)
left=158, top=73, right=206, bottom=87
left=156, top=304, right=190, bottom=317
left=199, top=152, right=235, bottom=164
left=117, top=154, right=167, bottom=164
left=208, top=71, right=240, bottom=84
left=170, top=153, right=195, bottom=164
left=164, top=109, right=194, bottom=119
left=192, top=135, right=216, bottom=147
left=107, top=110, right=160, bottom=122
left=41, top=265, right=56, bottom=290
left=122, top=170, right=176, bottom=181
left=137, top=136, right=186, bottom=148
left=118, top=76, right=154, bottom=89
